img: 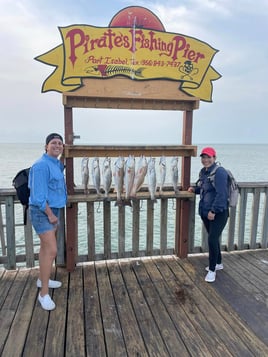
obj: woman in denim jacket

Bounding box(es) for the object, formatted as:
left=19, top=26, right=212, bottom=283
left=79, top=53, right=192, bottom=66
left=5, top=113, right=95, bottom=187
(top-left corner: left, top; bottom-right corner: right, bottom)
left=29, top=133, right=67, bottom=310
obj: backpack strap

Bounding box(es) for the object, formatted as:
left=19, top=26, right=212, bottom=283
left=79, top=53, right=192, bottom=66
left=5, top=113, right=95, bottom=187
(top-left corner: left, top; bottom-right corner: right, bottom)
left=207, top=163, right=221, bottom=187
left=23, top=205, right=28, bottom=225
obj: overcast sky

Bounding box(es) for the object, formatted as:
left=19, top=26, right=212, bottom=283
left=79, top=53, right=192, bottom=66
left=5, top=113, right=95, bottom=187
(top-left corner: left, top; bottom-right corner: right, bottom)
left=1, top=0, right=267, bottom=144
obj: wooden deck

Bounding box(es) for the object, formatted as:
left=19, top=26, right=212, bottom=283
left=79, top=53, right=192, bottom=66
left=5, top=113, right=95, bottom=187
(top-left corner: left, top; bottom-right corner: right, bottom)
left=1, top=250, right=268, bottom=357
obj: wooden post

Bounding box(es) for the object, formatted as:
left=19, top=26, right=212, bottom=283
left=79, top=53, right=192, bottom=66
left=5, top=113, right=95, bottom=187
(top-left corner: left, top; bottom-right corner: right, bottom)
left=175, top=110, right=193, bottom=258
left=64, top=107, right=78, bottom=271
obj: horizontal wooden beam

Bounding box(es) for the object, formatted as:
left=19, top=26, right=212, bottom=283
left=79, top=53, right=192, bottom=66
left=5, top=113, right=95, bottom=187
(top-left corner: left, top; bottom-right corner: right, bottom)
left=63, top=96, right=199, bottom=111
left=63, top=145, right=197, bottom=158
left=68, top=190, right=195, bottom=203
left=62, top=78, right=200, bottom=111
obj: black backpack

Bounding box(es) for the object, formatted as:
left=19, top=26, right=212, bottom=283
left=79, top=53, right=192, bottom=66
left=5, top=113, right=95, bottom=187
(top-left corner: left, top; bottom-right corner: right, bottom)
left=12, top=168, right=31, bottom=225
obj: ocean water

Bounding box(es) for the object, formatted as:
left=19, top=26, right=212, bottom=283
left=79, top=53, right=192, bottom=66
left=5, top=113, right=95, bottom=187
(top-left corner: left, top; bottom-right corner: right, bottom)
left=1, top=143, right=268, bottom=256
left=1, top=143, right=268, bottom=188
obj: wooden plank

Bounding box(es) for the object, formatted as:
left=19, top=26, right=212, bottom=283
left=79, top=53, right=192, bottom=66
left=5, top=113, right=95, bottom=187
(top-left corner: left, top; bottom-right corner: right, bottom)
left=63, top=78, right=200, bottom=111
left=66, top=203, right=78, bottom=271
left=0, top=204, right=6, bottom=255
left=1, top=252, right=268, bottom=356
left=83, top=263, right=106, bottom=357
left=118, top=204, right=125, bottom=258
left=227, top=206, right=236, bottom=251
left=68, top=190, right=194, bottom=202
left=250, top=188, right=261, bottom=248
left=18, top=276, right=50, bottom=357
left=103, top=201, right=111, bottom=259
left=95, top=261, right=127, bottom=356
left=160, top=198, right=168, bottom=254
left=119, top=259, right=170, bottom=356
left=187, top=254, right=268, bottom=353
left=65, top=78, right=199, bottom=101
left=5, top=196, right=16, bottom=269
left=63, top=96, right=199, bottom=111
left=65, top=266, right=85, bottom=356
left=146, top=201, right=154, bottom=255
left=24, top=212, right=35, bottom=268
left=237, top=188, right=248, bottom=249
left=151, top=257, right=230, bottom=356
left=163, top=257, right=239, bottom=356
left=223, top=252, right=268, bottom=302
left=44, top=268, right=69, bottom=357
left=0, top=270, right=17, bottom=309
left=56, top=208, right=66, bottom=266
left=188, top=197, right=196, bottom=253
left=1, top=269, right=38, bottom=357
left=133, top=258, right=206, bottom=356
left=248, top=249, right=268, bottom=272
left=0, top=269, right=31, bottom=355
left=107, top=261, right=149, bottom=356
left=261, top=189, right=268, bottom=247
left=132, top=200, right=140, bottom=256
left=64, top=144, right=197, bottom=158
left=239, top=249, right=268, bottom=281
left=87, top=202, right=95, bottom=261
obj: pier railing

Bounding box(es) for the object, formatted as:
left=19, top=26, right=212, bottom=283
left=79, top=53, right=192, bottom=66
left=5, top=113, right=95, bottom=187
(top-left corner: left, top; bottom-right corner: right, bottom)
left=1, top=182, right=268, bottom=269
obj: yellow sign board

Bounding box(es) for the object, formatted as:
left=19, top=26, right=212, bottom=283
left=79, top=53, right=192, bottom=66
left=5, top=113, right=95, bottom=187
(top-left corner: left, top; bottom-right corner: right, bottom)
left=35, top=7, right=221, bottom=102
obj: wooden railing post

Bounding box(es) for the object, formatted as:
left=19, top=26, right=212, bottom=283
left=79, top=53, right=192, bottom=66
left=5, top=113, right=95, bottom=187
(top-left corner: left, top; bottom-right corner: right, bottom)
left=175, top=110, right=193, bottom=258
left=5, top=196, right=16, bottom=269
left=64, top=106, right=78, bottom=271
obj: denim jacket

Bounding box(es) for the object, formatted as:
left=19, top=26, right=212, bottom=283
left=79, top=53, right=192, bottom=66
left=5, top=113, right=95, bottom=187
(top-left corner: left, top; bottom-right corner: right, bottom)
left=194, top=163, right=229, bottom=218
left=29, top=153, right=67, bottom=211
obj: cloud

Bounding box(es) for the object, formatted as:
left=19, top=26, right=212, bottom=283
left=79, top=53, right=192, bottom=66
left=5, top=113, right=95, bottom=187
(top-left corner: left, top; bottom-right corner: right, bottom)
left=0, top=0, right=267, bottom=144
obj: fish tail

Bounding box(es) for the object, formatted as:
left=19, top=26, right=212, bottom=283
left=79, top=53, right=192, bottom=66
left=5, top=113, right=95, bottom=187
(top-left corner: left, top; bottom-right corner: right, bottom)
left=122, top=199, right=132, bottom=207
left=135, top=67, right=145, bottom=78
left=115, top=199, right=124, bottom=207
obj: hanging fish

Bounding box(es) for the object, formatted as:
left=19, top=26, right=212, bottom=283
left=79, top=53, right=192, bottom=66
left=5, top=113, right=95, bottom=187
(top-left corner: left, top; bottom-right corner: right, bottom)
left=81, top=157, right=89, bottom=194
left=130, top=155, right=148, bottom=198
left=102, top=157, right=112, bottom=199
left=147, top=157, right=157, bottom=203
left=113, top=156, right=124, bottom=206
left=171, top=156, right=179, bottom=194
left=159, top=156, right=166, bottom=194
left=124, top=155, right=135, bottom=205
left=91, top=157, right=101, bottom=195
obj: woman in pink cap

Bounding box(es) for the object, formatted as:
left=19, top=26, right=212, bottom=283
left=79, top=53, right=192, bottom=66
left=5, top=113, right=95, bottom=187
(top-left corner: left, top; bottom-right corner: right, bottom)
left=188, top=147, right=229, bottom=282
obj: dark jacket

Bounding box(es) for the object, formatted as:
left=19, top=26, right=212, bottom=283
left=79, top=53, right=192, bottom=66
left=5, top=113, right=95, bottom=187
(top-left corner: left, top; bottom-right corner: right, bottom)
left=195, top=163, right=229, bottom=218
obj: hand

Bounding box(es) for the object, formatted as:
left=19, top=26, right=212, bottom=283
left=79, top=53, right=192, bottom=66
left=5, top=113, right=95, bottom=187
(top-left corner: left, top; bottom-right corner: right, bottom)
left=188, top=187, right=195, bottom=193
left=48, top=213, right=58, bottom=225
left=208, top=211, right=215, bottom=220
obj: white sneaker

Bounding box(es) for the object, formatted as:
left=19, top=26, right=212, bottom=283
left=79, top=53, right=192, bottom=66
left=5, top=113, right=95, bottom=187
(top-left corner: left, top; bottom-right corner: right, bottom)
left=205, top=264, right=223, bottom=272
left=37, top=278, right=62, bottom=289
left=38, top=293, right=56, bottom=311
left=205, top=270, right=216, bottom=283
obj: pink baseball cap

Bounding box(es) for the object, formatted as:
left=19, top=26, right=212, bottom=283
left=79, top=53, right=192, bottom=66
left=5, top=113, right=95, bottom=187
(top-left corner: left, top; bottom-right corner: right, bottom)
left=200, top=147, right=216, bottom=157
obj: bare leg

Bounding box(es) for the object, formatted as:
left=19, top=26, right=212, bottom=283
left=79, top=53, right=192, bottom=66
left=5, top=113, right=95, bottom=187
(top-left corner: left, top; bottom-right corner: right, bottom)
left=38, top=229, right=57, bottom=296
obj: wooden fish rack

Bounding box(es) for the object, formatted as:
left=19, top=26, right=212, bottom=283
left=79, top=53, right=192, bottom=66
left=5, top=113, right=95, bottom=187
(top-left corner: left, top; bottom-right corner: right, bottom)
left=63, top=144, right=197, bottom=158
left=63, top=77, right=200, bottom=271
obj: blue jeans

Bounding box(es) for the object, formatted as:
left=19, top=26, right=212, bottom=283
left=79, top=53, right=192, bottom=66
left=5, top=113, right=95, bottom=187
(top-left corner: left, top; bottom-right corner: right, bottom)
left=201, top=209, right=229, bottom=271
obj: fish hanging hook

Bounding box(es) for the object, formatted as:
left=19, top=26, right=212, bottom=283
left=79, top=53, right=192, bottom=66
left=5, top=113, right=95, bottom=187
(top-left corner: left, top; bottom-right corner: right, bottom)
left=96, top=201, right=101, bottom=213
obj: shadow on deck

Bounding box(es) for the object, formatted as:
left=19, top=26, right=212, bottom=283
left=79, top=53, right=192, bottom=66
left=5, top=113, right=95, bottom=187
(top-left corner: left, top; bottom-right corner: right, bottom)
left=1, top=249, right=268, bottom=356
